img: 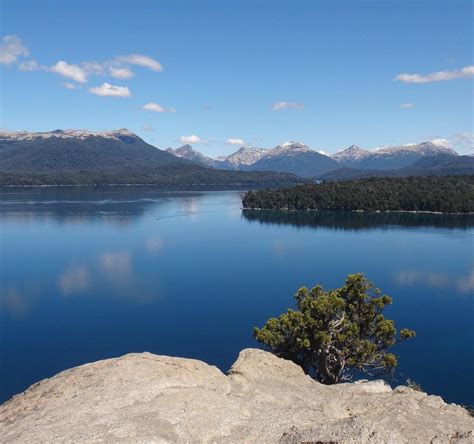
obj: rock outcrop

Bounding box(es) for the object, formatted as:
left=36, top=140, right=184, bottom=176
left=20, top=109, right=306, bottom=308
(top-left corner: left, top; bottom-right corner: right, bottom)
left=1, top=349, right=472, bottom=443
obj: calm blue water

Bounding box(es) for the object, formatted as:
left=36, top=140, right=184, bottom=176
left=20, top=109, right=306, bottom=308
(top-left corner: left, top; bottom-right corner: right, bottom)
left=1, top=188, right=473, bottom=405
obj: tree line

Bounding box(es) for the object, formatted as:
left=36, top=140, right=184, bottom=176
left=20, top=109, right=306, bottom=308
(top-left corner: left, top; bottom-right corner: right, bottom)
left=242, top=175, right=474, bottom=213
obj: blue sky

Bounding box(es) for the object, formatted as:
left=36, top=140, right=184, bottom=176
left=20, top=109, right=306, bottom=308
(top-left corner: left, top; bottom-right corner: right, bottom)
left=1, top=0, right=473, bottom=155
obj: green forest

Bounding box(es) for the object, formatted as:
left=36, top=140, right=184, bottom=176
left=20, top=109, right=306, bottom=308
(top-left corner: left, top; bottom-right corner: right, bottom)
left=242, top=175, right=474, bottom=213
left=0, top=166, right=305, bottom=188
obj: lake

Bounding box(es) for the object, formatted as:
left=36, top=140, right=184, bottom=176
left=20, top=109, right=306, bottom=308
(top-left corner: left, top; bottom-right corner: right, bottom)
left=0, top=188, right=473, bottom=406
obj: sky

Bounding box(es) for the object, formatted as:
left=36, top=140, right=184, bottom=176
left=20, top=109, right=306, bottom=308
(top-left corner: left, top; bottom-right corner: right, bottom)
left=1, top=0, right=473, bottom=156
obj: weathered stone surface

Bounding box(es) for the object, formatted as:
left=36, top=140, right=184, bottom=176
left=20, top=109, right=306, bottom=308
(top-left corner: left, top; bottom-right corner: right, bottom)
left=1, top=348, right=472, bottom=443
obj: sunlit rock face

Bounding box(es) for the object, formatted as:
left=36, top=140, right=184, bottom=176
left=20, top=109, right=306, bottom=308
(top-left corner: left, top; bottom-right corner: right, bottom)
left=1, top=349, right=472, bottom=442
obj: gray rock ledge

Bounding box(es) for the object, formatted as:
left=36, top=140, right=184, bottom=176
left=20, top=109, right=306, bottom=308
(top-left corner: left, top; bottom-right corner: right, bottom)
left=1, top=349, right=472, bottom=443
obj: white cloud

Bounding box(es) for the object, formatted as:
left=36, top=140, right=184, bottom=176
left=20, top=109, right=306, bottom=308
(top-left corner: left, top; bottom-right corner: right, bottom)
left=452, top=132, right=474, bottom=153
left=143, top=102, right=176, bottom=113
left=395, top=65, right=474, bottom=84
left=318, top=150, right=327, bottom=155
left=81, top=61, right=105, bottom=76
left=0, top=35, right=29, bottom=64
left=272, top=101, right=304, bottom=111
left=180, top=135, right=205, bottom=144
left=400, top=103, right=415, bottom=109
left=89, top=82, right=131, bottom=97
left=63, top=82, right=77, bottom=89
left=115, top=54, right=163, bottom=72
left=453, top=131, right=474, bottom=146
left=109, top=66, right=134, bottom=79
left=50, top=60, right=87, bottom=83
left=141, top=123, right=155, bottom=132
left=6, top=38, right=161, bottom=91
left=226, top=138, right=245, bottom=145
left=18, top=59, right=42, bottom=71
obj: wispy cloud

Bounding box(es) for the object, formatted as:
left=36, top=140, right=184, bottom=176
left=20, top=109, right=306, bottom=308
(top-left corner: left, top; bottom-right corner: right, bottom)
left=400, top=103, right=415, bottom=109
left=272, top=101, right=304, bottom=111
left=0, top=35, right=28, bottom=64
left=18, top=59, right=41, bottom=71
left=395, top=65, right=474, bottom=84
left=453, top=131, right=474, bottom=146
left=143, top=102, right=176, bottom=113
left=50, top=60, right=88, bottom=83
left=180, top=135, right=206, bottom=144
left=141, top=123, right=155, bottom=132
left=4, top=34, right=162, bottom=89
left=226, top=138, right=245, bottom=145
left=115, top=54, right=163, bottom=72
left=109, top=66, right=134, bottom=79
left=63, top=82, right=77, bottom=90
left=89, top=82, right=131, bottom=97
left=452, top=131, right=474, bottom=153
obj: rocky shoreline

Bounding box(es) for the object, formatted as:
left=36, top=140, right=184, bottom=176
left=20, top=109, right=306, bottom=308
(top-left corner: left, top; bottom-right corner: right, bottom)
left=1, top=349, right=472, bottom=443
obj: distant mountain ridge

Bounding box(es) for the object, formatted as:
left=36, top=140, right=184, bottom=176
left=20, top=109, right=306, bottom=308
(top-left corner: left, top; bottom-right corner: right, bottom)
left=0, top=129, right=139, bottom=143
left=330, top=140, right=457, bottom=170
left=167, top=141, right=339, bottom=178
left=0, top=129, right=306, bottom=187
left=166, top=139, right=462, bottom=179
left=1, top=129, right=468, bottom=184
left=166, top=145, right=217, bottom=168
left=217, top=147, right=267, bottom=169
left=320, top=154, right=474, bottom=181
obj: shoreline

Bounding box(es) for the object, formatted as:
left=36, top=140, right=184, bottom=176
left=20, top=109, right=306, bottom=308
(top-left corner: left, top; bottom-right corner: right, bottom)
left=242, top=207, right=474, bottom=215
left=0, top=183, right=299, bottom=190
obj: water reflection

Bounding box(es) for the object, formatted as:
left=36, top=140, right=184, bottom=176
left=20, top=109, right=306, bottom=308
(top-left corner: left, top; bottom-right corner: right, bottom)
left=145, top=236, right=164, bottom=254
left=394, top=268, right=474, bottom=294
left=0, top=188, right=210, bottom=225
left=1, top=189, right=473, bottom=407
left=242, top=209, right=474, bottom=230
left=0, top=289, right=29, bottom=320
left=59, top=265, right=90, bottom=295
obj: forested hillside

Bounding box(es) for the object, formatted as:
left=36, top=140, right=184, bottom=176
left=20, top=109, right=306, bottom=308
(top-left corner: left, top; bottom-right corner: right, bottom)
left=242, top=176, right=474, bottom=213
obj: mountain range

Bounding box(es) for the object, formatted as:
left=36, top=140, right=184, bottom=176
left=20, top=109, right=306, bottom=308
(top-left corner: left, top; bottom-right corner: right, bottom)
left=331, top=140, right=457, bottom=170
left=0, top=130, right=305, bottom=187
left=0, top=129, right=472, bottom=186
left=167, top=141, right=340, bottom=177
left=166, top=138, right=470, bottom=179
left=320, top=154, right=474, bottom=181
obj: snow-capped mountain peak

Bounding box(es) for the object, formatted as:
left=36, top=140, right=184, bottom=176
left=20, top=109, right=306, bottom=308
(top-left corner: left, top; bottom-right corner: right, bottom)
left=174, top=144, right=195, bottom=156
left=166, top=144, right=216, bottom=167
left=220, top=147, right=268, bottom=166
left=375, top=141, right=457, bottom=156
left=0, top=128, right=137, bottom=142
left=430, top=138, right=451, bottom=149
left=269, top=141, right=311, bottom=156
left=331, top=145, right=371, bottom=162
